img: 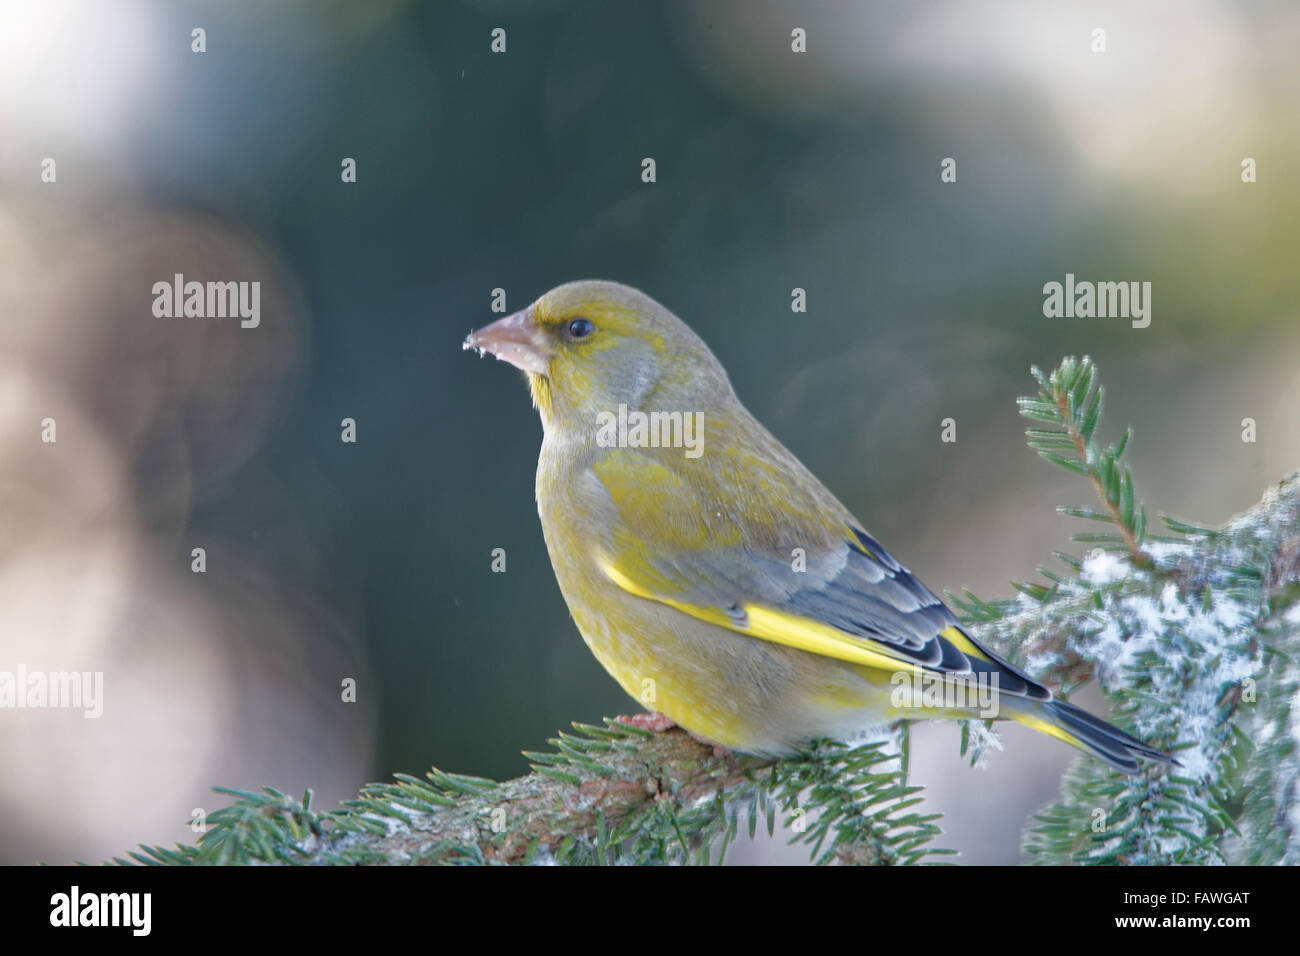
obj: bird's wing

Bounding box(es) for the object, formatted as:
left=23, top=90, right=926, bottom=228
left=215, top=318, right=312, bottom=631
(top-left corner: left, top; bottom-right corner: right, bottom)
left=589, top=447, right=1050, bottom=701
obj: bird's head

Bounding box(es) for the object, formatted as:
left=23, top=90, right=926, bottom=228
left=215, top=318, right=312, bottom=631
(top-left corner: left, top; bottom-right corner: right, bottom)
left=464, top=280, right=731, bottom=430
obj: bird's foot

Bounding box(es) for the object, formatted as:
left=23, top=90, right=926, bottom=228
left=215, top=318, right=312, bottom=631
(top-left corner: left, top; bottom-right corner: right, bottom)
left=615, top=712, right=677, bottom=733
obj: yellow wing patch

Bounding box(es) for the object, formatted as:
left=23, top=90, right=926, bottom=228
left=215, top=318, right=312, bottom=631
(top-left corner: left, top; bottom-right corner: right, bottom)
left=743, top=605, right=927, bottom=674
left=1011, top=713, right=1083, bottom=749
left=939, top=624, right=993, bottom=662
left=597, top=552, right=926, bottom=677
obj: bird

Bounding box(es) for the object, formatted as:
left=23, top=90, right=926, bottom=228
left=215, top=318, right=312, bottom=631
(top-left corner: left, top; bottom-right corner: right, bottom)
left=463, top=280, right=1173, bottom=774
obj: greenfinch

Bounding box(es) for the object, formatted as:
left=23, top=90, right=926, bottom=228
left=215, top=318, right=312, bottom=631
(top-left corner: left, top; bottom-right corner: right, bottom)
left=464, top=281, right=1172, bottom=774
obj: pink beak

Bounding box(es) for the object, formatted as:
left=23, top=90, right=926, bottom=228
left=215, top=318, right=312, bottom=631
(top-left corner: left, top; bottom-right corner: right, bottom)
left=463, top=308, right=551, bottom=375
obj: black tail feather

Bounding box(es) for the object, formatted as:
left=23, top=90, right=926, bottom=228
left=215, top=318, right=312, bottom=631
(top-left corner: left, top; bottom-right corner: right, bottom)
left=1042, top=699, right=1177, bottom=775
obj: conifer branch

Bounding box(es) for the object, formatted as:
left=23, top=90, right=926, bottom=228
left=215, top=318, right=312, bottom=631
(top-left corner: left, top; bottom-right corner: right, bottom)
left=998, top=357, right=1300, bottom=864
left=111, top=722, right=946, bottom=866
left=1018, top=356, right=1151, bottom=568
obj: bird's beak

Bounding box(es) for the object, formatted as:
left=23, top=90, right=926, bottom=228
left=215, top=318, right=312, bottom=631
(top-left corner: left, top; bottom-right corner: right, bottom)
left=463, top=307, right=551, bottom=375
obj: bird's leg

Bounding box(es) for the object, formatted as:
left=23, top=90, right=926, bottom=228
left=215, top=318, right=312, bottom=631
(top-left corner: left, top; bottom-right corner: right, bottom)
left=615, top=712, right=677, bottom=732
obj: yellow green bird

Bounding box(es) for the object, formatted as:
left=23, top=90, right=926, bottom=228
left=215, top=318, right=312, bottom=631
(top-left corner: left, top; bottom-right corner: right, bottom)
left=464, top=280, right=1172, bottom=774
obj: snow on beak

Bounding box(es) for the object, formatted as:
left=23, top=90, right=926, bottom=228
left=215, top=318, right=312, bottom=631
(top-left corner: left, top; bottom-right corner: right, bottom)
left=463, top=307, right=551, bottom=376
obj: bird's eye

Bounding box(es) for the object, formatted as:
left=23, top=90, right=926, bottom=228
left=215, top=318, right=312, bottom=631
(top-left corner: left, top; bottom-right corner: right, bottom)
left=566, top=318, right=595, bottom=340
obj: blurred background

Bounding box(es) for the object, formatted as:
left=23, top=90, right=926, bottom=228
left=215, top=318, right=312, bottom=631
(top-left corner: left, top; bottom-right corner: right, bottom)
left=1, top=0, right=1298, bottom=865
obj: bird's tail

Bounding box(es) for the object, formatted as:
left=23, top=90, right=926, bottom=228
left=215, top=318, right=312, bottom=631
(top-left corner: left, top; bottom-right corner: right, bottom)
left=1008, top=697, right=1176, bottom=775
